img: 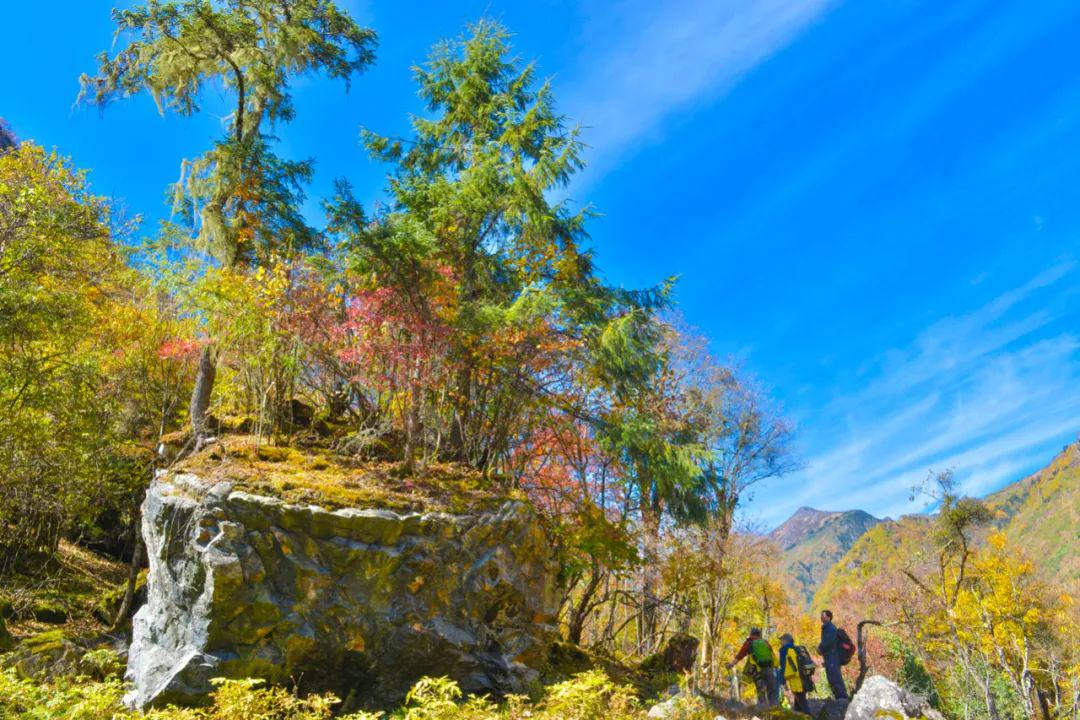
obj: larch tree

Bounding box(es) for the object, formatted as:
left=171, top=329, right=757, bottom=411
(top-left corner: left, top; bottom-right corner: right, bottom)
left=80, top=0, right=377, bottom=444
left=672, top=327, right=798, bottom=542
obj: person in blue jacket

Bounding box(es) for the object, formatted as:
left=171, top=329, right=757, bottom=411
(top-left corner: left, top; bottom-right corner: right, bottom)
left=817, top=610, right=849, bottom=700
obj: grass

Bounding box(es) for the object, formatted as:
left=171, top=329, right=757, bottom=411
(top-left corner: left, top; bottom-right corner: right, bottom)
left=0, top=540, right=128, bottom=643
left=174, top=435, right=520, bottom=515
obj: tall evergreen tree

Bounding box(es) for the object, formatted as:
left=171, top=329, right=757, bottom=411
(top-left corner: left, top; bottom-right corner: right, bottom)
left=335, top=25, right=713, bottom=645
left=332, top=21, right=618, bottom=467
left=81, top=0, right=376, bottom=442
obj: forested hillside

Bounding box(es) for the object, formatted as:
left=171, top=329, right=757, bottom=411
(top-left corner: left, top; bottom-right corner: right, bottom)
left=986, top=440, right=1080, bottom=587
left=814, top=439, right=1080, bottom=612
left=812, top=514, right=934, bottom=611
left=807, top=447, right=1079, bottom=720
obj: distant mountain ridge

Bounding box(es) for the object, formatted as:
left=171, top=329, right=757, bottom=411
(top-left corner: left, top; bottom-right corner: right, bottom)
left=811, top=439, right=1080, bottom=610
left=768, top=506, right=881, bottom=608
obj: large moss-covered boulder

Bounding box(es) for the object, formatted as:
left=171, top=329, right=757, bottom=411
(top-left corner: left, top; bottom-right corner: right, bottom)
left=125, top=468, right=559, bottom=709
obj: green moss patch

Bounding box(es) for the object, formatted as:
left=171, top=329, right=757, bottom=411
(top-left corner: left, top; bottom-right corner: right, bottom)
left=176, top=436, right=519, bottom=514
left=29, top=601, right=68, bottom=625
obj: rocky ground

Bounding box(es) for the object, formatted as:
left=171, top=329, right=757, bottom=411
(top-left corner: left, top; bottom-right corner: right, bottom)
left=645, top=675, right=941, bottom=720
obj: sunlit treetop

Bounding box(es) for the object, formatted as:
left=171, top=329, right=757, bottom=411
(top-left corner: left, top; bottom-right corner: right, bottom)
left=80, top=0, right=377, bottom=267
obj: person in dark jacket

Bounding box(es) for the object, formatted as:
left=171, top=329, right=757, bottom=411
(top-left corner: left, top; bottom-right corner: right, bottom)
left=817, top=610, right=849, bottom=700
left=727, top=627, right=779, bottom=707
left=778, top=633, right=812, bottom=714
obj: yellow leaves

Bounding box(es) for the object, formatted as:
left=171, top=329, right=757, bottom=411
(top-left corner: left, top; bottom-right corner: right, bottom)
left=986, top=530, right=1008, bottom=552
left=251, top=258, right=291, bottom=304
left=214, top=256, right=291, bottom=313
left=909, top=527, right=1077, bottom=686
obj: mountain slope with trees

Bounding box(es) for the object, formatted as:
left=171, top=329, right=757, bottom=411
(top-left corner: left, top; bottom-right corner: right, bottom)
left=807, top=466, right=1079, bottom=720
left=813, top=439, right=1080, bottom=612
left=985, top=440, right=1080, bottom=586
left=768, top=506, right=881, bottom=608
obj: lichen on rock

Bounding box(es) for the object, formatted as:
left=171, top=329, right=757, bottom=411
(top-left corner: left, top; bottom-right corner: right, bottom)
left=125, top=464, right=560, bottom=710
left=844, top=675, right=944, bottom=720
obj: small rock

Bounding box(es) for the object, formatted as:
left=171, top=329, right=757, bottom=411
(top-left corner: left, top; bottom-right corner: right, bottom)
left=4, top=630, right=81, bottom=679
left=809, top=698, right=848, bottom=720
left=647, top=695, right=681, bottom=719
left=641, top=633, right=700, bottom=676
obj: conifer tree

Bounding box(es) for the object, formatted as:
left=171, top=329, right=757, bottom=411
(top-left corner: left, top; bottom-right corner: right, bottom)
left=339, top=21, right=595, bottom=466
left=81, top=0, right=376, bottom=442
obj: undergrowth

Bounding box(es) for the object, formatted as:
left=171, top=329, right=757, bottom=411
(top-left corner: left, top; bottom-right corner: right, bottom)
left=0, top=669, right=717, bottom=720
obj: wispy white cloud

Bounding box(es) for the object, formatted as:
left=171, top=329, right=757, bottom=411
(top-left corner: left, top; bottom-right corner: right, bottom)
left=563, top=0, right=837, bottom=185
left=750, top=261, right=1080, bottom=527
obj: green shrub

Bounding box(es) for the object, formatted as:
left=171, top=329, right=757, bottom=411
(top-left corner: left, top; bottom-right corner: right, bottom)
left=201, top=678, right=339, bottom=720
left=0, top=669, right=131, bottom=720
left=539, top=670, right=642, bottom=719
left=0, top=668, right=713, bottom=720
left=79, top=647, right=126, bottom=681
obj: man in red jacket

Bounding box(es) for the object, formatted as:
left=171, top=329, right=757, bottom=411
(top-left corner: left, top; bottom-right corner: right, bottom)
left=726, top=627, right=778, bottom=706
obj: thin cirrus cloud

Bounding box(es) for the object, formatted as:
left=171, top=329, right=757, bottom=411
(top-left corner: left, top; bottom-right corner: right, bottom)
left=562, top=0, right=837, bottom=186
left=751, top=261, right=1080, bottom=526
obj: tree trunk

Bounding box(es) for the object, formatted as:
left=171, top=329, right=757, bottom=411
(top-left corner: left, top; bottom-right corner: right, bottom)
left=640, top=498, right=661, bottom=653
left=190, top=345, right=216, bottom=446
left=1035, top=686, right=1052, bottom=720
left=855, top=619, right=884, bottom=694
left=567, top=563, right=604, bottom=645
left=110, top=504, right=144, bottom=631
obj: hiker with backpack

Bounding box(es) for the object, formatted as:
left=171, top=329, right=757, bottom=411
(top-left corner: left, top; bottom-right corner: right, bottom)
left=817, top=609, right=851, bottom=700
left=726, top=627, right=779, bottom=707
left=778, top=633, right=814, bottom=714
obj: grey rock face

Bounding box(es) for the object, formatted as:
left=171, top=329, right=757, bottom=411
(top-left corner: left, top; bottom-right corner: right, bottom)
left=845, top=675, right=944, bottom=720
left=125, top=472, right=559, bottom=709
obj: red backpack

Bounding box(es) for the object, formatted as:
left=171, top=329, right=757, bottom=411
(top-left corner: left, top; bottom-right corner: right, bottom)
left=836, top=628, right=856, bottom=666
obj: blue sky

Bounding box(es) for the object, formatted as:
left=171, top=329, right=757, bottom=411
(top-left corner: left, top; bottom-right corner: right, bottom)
left=3, top=0, right=1079, bottom=528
